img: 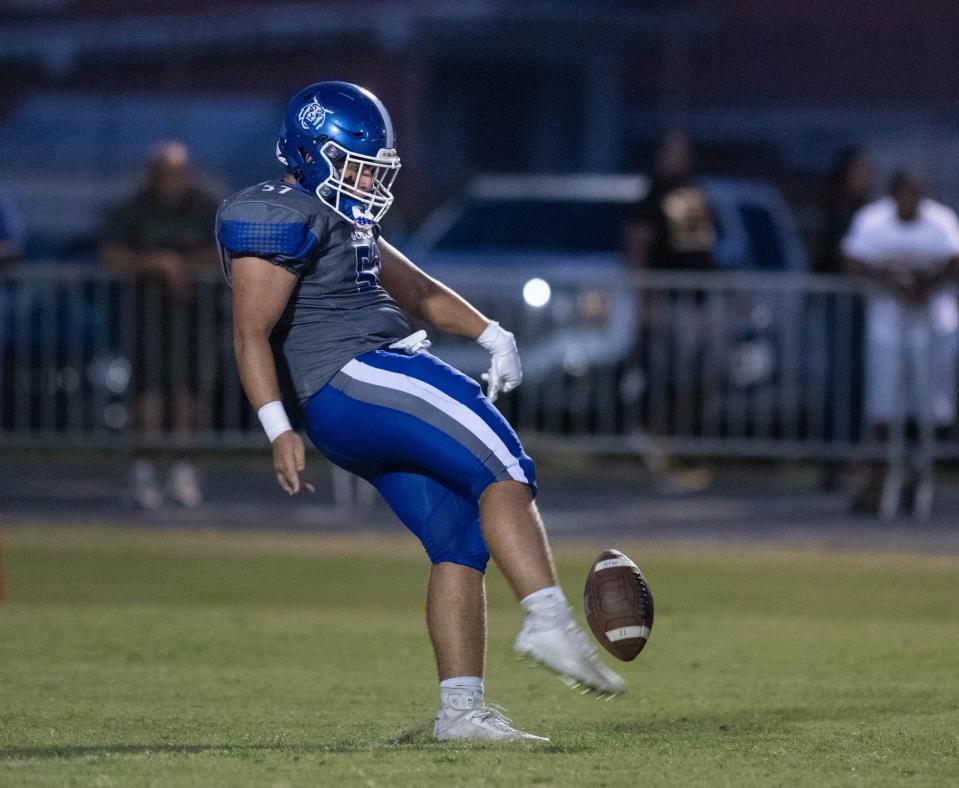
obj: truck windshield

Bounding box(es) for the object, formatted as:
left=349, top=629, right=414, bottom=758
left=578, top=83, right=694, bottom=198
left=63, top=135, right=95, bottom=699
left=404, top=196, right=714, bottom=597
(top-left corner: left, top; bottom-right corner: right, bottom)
left=431, top=199, right=632, bottom=255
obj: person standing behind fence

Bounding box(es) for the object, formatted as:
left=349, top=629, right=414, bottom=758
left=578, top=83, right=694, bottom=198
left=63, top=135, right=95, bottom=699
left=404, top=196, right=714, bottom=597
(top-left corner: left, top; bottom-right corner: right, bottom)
left=0, top=185, right=26, bottom=431
left=99, top=142, right=221, bottom=508
left=623, top=133, right=717, bottom=471
left=816, top=147, right=875, bottom=275
left=814, top=147, right=875, bottom=490
left=842, top=170, right=959, bottom=516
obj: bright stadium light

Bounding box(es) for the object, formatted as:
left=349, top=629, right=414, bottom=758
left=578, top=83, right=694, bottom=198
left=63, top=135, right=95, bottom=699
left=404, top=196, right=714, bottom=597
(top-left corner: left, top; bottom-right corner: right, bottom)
left=522, top=278, right=551, bottom=308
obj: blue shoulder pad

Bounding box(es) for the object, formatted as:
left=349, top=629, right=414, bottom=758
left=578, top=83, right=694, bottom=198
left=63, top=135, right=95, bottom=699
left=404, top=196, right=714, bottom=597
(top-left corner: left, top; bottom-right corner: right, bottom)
left=217, top=194, right=321, bottom=267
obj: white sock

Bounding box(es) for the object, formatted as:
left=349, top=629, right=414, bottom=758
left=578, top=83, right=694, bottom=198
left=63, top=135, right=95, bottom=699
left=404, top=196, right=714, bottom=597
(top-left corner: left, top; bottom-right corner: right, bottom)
left=440, top=676, right=484, bottom=709
left=520, top=585, right=569, bottom=617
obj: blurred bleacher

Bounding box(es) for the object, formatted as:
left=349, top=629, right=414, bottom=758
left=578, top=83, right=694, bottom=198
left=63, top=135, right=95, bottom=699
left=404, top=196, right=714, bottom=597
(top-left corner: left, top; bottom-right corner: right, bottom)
left=0, top=91, right=279, bottom=259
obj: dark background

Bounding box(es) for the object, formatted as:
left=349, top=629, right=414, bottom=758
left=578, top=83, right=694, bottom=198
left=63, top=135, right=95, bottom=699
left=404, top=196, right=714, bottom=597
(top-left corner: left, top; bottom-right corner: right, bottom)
left=4, top=0, right=959, bottom=242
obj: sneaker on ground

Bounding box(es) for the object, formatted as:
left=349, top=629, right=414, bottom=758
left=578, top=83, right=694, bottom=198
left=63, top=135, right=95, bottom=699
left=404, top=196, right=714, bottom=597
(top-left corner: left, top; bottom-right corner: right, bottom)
left=515, top=601, right=626, bottom=696
left=129, top=459, right=163, bottom=510
left=167, top=460, right=202, bottom=508
left=433, top=692, right=549, bottom=743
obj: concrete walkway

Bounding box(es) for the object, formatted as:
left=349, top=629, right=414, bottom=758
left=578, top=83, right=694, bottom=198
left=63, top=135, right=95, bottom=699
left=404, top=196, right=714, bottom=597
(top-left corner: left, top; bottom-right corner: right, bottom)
left=1, top=452, right=957, bottom=553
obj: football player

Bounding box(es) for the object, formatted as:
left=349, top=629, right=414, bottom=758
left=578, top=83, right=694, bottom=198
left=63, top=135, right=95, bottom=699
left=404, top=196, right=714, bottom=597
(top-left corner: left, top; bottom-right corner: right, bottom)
left=217, top=81, right=624, bottom=743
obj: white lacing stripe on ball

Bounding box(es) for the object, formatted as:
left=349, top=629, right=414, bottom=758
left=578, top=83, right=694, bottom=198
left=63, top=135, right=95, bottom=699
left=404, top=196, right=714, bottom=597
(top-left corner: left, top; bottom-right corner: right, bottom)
left=593, top=556, right=636, bottom=573
left=605, top=626, right=650, bottom=642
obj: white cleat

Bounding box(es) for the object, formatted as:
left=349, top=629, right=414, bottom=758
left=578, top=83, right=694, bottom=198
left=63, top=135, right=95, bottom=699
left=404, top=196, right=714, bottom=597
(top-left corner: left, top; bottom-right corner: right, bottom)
left=913, top=474, right=935, bottom=522
left=167, top=460, right=203, bottom=508
left=129, top=459, right=163, bottom=510
left=433, top=692, right=549, bottom=743
left=515, top=604, right=626, bottom=697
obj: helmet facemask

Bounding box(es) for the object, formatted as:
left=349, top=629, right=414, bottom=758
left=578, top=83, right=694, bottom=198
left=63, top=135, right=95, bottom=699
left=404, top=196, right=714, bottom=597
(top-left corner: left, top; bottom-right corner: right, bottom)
left=314, top=140, right=400, bottom=223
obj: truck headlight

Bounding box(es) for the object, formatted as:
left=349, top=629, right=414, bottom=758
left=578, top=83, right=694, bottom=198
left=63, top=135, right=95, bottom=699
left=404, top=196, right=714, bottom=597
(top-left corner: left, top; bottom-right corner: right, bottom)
left=522, top=277, right=551, bottom=308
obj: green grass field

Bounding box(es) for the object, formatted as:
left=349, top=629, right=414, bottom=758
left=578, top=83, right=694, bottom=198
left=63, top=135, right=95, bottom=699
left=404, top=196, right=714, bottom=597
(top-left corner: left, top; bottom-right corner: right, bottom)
left=1, top=525, right=957, bottom=787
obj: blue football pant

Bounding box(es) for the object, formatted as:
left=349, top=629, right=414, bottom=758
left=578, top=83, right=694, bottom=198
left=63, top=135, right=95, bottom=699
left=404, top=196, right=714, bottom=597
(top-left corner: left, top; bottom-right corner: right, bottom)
left=302, top=349, right=536, bottom=572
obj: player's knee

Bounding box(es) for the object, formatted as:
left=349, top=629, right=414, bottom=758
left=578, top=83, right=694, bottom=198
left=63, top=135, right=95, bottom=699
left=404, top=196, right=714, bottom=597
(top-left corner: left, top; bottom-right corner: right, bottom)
left=478, top=477, right=537, bottom=508
left=429, top=548, right=490, bottom=574
left=473, top=458, right=537, bottom=500
left=426, top=523, right=490, bottom=572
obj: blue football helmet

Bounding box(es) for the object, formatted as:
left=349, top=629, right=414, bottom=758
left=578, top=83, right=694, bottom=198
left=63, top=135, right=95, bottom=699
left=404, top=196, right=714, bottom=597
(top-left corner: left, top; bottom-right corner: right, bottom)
left=276, top=81, right=401, bottom=224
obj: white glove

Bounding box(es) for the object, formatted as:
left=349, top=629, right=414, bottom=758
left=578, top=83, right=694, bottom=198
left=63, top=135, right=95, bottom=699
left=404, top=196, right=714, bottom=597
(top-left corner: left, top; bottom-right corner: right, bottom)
left=477, top=321, right=522, bottom=403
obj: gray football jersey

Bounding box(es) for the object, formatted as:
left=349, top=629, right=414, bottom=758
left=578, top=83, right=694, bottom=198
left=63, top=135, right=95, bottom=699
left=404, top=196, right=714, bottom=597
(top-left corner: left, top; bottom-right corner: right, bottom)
left=216, top=180, right=410, bottom=401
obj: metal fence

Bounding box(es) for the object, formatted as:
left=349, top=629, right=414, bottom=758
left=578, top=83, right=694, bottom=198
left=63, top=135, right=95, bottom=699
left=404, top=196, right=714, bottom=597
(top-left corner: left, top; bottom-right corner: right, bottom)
left=1, top=264, right=957, bottom=462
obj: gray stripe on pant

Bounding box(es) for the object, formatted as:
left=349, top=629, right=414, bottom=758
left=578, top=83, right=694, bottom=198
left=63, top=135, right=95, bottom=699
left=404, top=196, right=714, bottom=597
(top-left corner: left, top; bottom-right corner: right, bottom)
left=329, top=371, right=514, bottom=483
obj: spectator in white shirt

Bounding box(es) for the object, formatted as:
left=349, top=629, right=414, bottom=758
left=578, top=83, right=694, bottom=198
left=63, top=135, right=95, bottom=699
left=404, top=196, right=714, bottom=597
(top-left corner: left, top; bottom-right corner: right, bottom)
left=842, top=170, right=959, bottom=515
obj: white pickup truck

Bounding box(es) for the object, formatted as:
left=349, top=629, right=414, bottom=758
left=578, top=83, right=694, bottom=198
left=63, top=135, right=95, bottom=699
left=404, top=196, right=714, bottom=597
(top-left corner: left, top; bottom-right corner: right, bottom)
left=404, top=174, right=808, bottom=385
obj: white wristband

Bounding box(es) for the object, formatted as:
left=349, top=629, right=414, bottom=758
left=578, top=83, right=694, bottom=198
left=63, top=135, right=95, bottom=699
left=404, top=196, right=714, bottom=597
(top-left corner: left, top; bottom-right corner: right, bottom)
left=477, top=321, right=503, bottom=350
left=257, top=401, right=292, bottom=443
left=477, top=321, right=515, bottom=353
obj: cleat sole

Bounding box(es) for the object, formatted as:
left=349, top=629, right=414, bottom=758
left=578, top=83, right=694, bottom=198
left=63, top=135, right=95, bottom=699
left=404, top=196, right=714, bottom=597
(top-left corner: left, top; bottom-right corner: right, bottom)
left=515, top=649, right=625, bottom=698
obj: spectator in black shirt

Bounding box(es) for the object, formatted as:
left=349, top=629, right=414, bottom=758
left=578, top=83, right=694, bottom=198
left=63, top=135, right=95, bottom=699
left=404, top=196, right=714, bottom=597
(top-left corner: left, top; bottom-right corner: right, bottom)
left=624, top=132, right=716, bottom=272
left=814, top=147, right=874, bottom=490
left=99, top=141, right=221, bottom=509
left=622, top=133, right=716, bottom=487
left=815, top=146, right=874, bottom=274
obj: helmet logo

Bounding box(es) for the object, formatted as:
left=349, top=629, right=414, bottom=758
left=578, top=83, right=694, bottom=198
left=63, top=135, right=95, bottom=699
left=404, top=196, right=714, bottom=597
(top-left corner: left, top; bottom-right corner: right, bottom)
left=297, top=100, right=334, bottom=133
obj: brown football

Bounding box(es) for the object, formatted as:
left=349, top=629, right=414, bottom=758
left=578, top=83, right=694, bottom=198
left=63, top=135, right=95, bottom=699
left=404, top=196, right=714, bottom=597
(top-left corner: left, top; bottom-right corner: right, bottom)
left=583, top=549, right=654, bottom=661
